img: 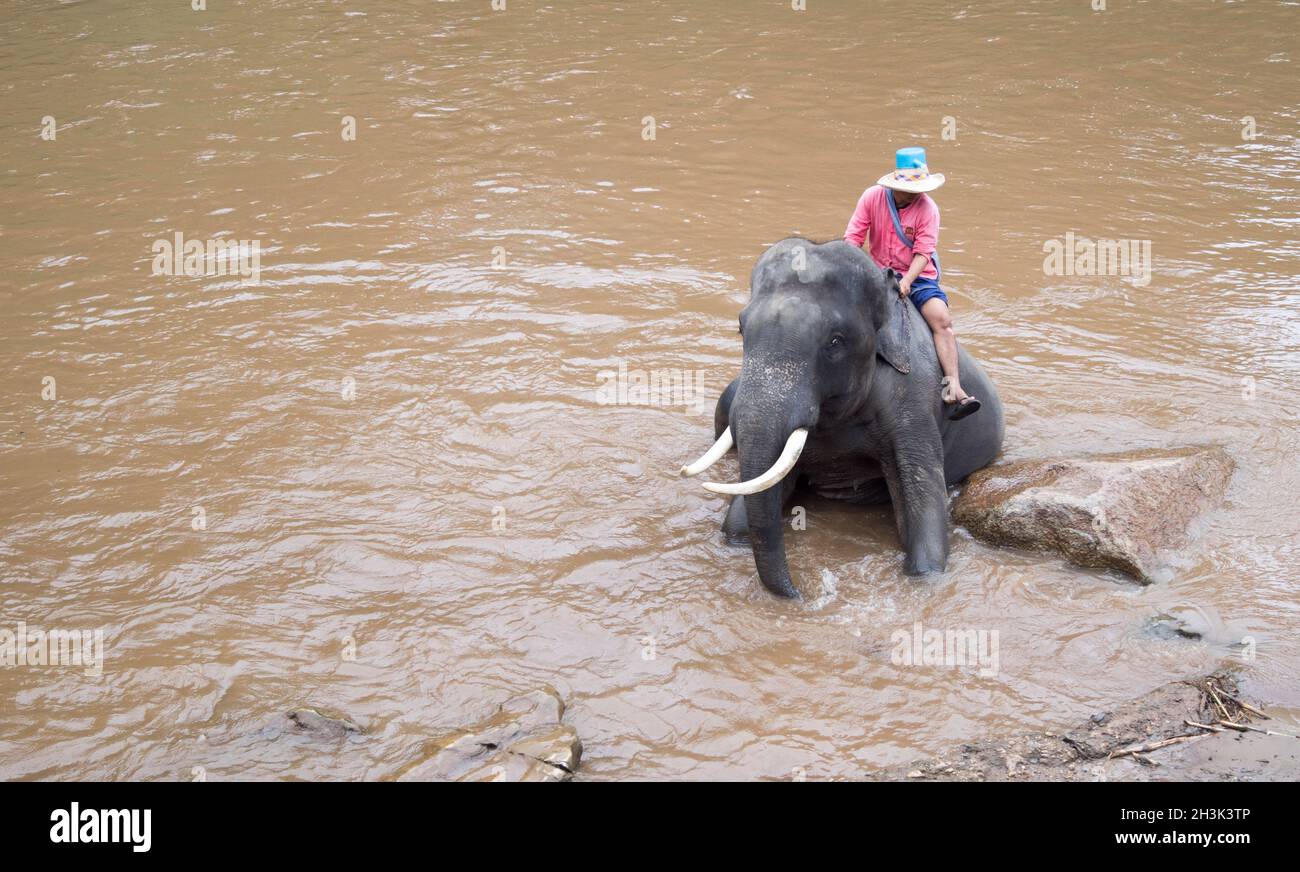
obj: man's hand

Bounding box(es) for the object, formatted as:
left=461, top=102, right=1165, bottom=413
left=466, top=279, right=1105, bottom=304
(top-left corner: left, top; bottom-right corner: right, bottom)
left=899, top=253, right=927, bottom=298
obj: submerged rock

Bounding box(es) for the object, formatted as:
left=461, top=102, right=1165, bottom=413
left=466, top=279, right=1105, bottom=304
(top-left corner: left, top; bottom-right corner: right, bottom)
left=1145, top=613, right=1205, bottom=641
left=952, top=446, right=1233, bottom=583
left=396, top=687, right=582, bottom=782
left=286, top=707, right=363, bottom=739
left=1143, top=605, right=1252, bottom=649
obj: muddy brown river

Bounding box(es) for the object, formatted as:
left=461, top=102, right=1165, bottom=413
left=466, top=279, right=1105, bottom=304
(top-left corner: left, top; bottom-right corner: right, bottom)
left=2, top=1, right=1298, bottom=780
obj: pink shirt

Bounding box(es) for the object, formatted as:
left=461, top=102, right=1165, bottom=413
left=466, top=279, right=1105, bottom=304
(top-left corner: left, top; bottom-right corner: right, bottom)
left=842, top=185, right=939, bottom=280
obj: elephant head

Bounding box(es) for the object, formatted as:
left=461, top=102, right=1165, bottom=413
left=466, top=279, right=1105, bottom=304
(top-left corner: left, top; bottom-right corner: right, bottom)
left=683, top=239, right=910, bottom=597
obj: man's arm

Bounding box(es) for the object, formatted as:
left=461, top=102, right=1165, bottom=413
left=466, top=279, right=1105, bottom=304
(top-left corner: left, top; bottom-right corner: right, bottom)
left=899, top=201, right=939, bottom=295
left=843, top=190, right=871, bottom=247
left=897, top=252, right=928, bottom=296
left=911, top=202, right=939, bottom=260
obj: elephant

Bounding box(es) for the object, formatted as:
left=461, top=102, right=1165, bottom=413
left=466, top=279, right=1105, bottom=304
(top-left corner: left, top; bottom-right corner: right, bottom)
left=679, top=238, right=1004, bottom=598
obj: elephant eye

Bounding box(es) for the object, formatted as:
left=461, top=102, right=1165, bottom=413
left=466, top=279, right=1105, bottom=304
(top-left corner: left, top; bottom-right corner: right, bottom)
left=828, top=334, right=844, bottom=349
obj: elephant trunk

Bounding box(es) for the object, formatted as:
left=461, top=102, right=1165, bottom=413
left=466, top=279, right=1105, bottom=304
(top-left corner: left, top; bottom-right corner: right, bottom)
left=730, top=375, right=818, bottom=599
left=743, top=480, right=796, bottom=598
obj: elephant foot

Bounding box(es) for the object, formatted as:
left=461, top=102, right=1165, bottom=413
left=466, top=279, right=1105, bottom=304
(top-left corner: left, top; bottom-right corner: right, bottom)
left=903, top=554, right=947, bottom=576
left=762, top=573, right=800, bottom=599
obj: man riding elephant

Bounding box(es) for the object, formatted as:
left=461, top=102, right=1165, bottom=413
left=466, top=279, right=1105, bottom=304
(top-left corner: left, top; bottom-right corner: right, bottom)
left=680, top=237, right=1004, bottom=598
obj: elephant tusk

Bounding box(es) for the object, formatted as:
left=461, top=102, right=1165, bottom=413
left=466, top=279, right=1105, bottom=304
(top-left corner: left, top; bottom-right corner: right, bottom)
left=680, top=427, right=734, bottom=477
left=701, top=428, right=808, bottom=496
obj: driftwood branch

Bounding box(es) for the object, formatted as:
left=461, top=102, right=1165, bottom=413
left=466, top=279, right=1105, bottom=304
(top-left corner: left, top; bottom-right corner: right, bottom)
left=1187, top=718, right=1298, bottom=739
left=1106, top=678, right=1295, bottom=763
left=1108, top=733, right=1208, bottom=759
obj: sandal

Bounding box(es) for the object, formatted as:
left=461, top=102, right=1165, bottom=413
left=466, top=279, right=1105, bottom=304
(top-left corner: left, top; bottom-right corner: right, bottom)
left=940, top=376, right=981, bottom=421
left=947, top=396, right=981, bottom=421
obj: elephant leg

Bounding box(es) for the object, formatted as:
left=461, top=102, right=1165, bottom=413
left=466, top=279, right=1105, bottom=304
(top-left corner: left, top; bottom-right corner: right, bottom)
left=720, top=473, right=801, bottom=545
left=721, top=495, right=748, bottom=544
left=881, top=437, right=950, bottom=574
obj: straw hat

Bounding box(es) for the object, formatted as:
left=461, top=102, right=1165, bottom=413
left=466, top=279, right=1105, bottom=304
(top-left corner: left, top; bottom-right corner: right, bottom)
left=877, top=146, right=946, bottom=194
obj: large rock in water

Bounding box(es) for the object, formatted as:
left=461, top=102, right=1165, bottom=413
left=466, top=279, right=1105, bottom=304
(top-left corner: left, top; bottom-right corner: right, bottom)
left=395, top=687, right=582, bottom=782
left=952, top=446, right=1233, bottom=583
left=286, top=707, right=363, bottom=739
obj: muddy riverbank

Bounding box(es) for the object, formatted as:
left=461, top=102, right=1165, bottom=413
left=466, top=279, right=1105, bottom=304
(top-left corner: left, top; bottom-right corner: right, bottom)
left=869, top=671, right=1299, bottom=782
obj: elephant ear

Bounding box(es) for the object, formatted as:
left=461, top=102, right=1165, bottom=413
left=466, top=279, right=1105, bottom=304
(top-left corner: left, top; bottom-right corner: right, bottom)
left=875, top=270, right=911, bottom=374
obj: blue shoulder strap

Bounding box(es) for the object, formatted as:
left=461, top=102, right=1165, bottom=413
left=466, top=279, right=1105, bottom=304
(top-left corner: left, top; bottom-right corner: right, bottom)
left=885, top=188, right=941, bottom=282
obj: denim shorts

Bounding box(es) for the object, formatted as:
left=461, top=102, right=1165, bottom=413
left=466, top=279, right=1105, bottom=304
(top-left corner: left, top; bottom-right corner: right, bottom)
left=908, top=277, right=948, bottom=311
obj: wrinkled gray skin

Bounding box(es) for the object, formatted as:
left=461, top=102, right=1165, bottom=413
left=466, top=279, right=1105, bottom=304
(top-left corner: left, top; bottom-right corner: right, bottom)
left=713, top=238, right=1004, bottom=597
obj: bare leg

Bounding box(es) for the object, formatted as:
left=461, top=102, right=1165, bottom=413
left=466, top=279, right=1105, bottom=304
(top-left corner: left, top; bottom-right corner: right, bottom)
left=919, top=297, right=969, bottom=403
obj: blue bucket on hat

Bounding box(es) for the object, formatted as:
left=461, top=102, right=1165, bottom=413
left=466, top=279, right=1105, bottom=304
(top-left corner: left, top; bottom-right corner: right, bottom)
left=878, top=146, right=946, bottom=193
